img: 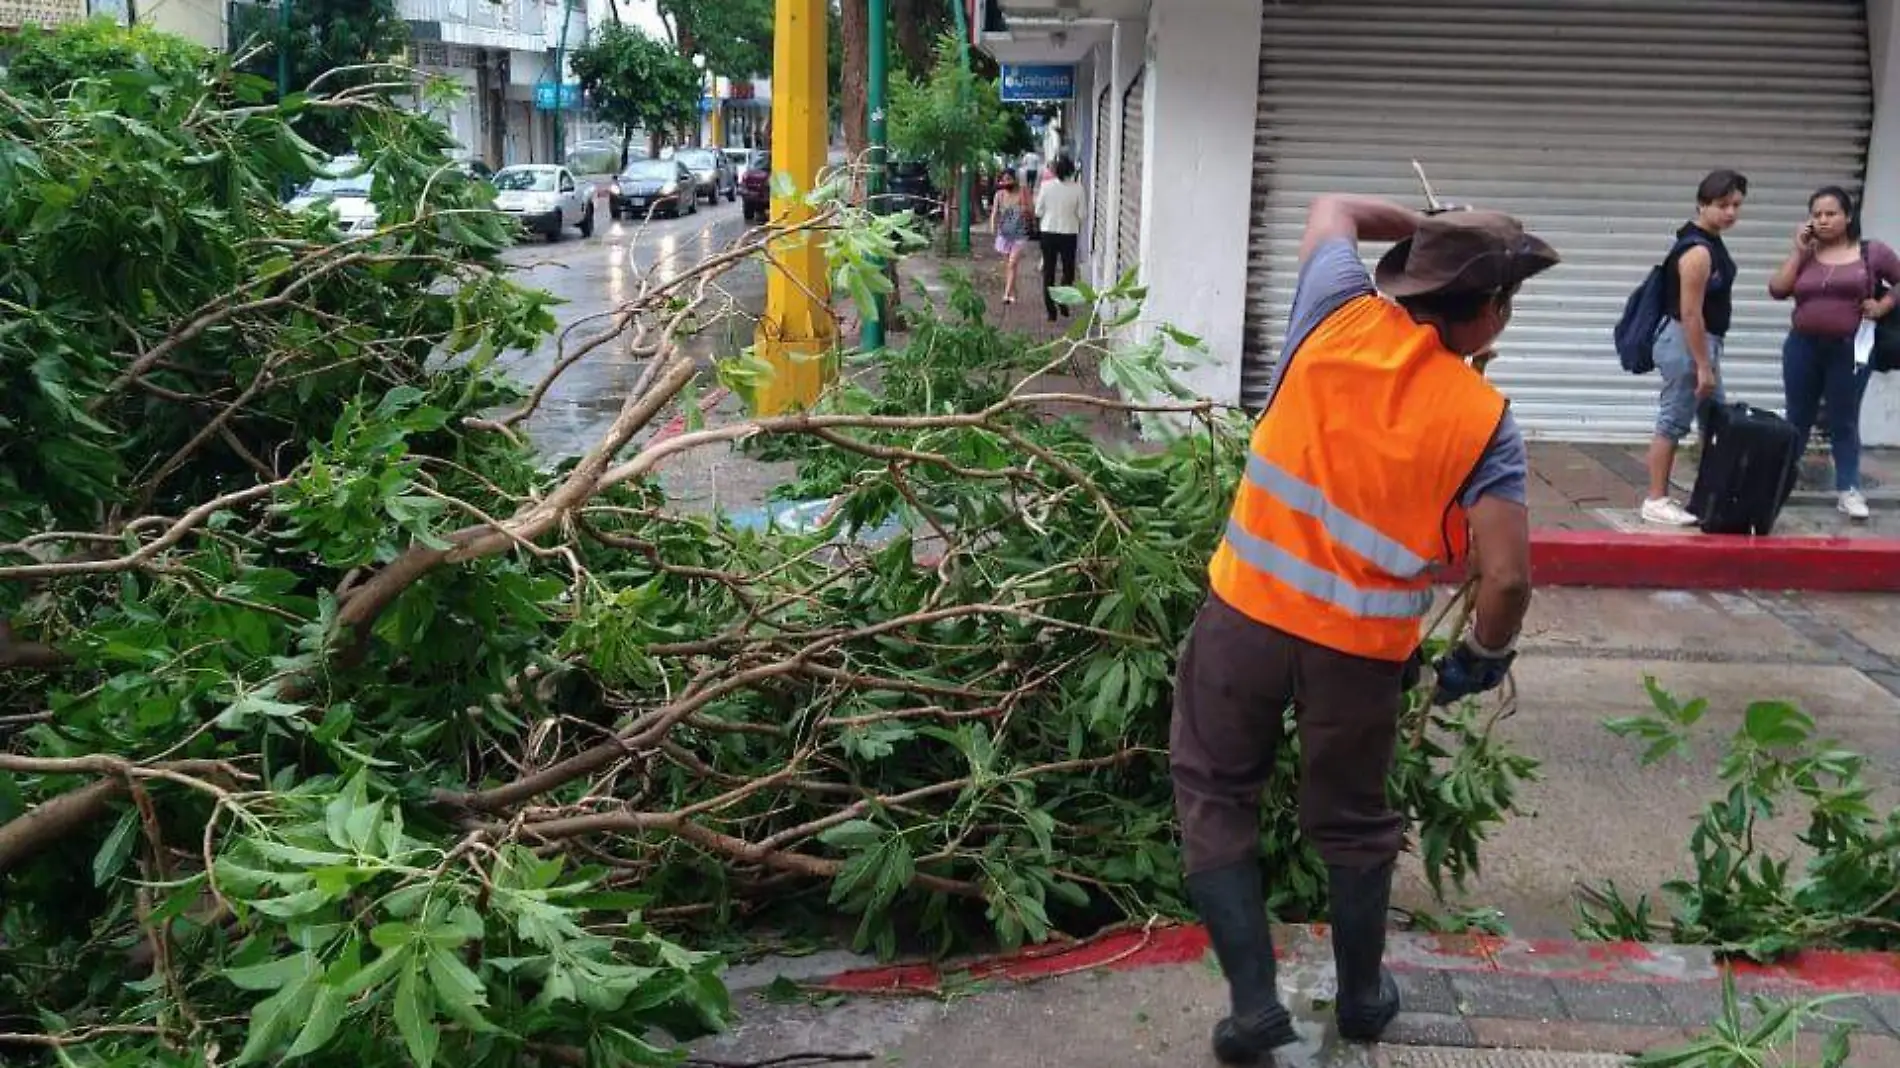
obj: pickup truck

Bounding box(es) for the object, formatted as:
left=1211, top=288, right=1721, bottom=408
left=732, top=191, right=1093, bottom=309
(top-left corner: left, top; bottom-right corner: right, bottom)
left=491, top=164, right=597, bottom=241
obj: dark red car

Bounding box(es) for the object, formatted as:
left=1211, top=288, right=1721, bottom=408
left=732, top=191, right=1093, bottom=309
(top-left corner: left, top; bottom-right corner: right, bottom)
left=739, top=151, right=770, bottom=222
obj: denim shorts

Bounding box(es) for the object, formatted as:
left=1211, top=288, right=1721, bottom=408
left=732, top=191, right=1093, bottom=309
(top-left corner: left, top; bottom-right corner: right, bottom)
left=1654, top=318, right=1725, bottom=442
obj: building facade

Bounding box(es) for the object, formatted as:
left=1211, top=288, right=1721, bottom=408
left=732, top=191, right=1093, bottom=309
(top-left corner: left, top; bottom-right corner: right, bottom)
left=398, top=0, right=588, bottom=168
left=987, top=0, right=1900, bottom=446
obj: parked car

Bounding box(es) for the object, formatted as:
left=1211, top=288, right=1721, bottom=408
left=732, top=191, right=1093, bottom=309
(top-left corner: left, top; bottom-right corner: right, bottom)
left=886, top=160, right=941, bottom=219
left=491, top=164, right=596, bottom=240
left=453, top=158, right=494, bottom=184
left=672, top=147, right=736, bottom=204
left=739, top=152, right=771, bottom=222
left=287, top=155, right=379, bottom=234
left=610, top=158, right=698, bottom=220
left=566, top=139, right=628, bottom=180
left=721, top=147, right=756, bottom=177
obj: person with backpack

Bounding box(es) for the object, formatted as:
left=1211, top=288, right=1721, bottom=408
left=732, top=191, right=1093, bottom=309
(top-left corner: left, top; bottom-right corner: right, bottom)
left=1639, top=170, right=1748, bottom=527
left=1170, top=194, right=1555, bottom=1064
left=1766, top=186, right=1900, bottom=521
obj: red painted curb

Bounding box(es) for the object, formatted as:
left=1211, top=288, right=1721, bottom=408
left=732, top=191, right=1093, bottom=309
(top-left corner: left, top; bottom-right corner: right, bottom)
left=809, top=923, right=1900, bottom=995
left=1448, top=530, right=1900, bottom=592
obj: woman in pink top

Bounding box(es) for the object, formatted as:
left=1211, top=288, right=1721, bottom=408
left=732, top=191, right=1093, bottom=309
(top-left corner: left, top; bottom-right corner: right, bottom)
left=1768, top=186, right=1900, bottom=520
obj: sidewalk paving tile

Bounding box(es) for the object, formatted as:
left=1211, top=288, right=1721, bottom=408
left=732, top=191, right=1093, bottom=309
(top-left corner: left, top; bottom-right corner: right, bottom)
left=1393, top=970, right=1460, bottom=1017
left=1384, top=1012, right=1477, bottom=1046
left=1873, top=994, right=1900, bottom=1036
left=1379, top=1051, right=1626, bottom=1067
left=1462, top=1017, right=1694, bottom=1055
left=1547, top=978, right=1676, bottom=1026
left=1446, top=972, right=1566, bottom=1021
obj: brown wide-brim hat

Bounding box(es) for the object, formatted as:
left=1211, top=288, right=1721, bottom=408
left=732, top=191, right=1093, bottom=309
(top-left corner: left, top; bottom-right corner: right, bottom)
left=1375, top=210, right=1560, bottom=299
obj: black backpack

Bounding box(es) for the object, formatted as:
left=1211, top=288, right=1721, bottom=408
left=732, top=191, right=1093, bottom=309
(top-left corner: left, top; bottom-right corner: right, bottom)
left=1614, top=235, right=1703, bottom=375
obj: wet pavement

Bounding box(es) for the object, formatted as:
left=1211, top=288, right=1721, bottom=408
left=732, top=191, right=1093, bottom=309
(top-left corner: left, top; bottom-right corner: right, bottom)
left=493, top=193, right=765, bottom=459
left=690, top=922, right=1900, bottom=1067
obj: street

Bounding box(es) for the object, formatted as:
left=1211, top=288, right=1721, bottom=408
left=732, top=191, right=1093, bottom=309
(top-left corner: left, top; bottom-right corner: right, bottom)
left=495, top=192, right=765, bottom=459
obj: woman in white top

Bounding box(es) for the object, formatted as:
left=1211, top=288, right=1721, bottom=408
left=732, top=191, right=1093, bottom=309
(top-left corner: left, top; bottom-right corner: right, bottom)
left=1034, top=156, right=1086, bottom=322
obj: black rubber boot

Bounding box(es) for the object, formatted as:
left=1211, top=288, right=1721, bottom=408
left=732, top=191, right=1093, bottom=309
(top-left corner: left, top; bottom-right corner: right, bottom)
left=1187, top=860, right=1297, bottom=1064
left=1328, top=860, right=1401, bottom=1042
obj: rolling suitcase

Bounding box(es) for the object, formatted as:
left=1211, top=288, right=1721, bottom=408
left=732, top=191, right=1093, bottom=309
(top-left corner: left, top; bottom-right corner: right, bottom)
left=1686, top=400, right=1802, bottom=536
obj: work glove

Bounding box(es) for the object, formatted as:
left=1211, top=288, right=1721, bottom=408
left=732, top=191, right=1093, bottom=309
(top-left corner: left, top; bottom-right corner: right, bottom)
left=1429, top=638, right=1515, bottom=706
left=1400, top=646, right=1425, bottom=694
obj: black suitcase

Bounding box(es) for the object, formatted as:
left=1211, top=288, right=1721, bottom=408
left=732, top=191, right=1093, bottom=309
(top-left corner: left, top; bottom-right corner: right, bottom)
left=1686, top=400, right=1802, bottom=536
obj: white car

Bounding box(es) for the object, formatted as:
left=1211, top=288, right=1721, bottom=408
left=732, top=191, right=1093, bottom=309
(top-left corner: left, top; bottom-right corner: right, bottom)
left=286, top=155, right=379, bottom=234
left=491, top=164, right=596, bottom=241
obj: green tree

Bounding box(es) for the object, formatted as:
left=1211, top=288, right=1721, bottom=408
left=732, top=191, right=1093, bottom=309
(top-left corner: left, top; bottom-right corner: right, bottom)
left=890, top=33, right=1010, bottom=241
left=230, top=0, right=409, bottom=153
left=892, top=0, right=948, bottom=77
left=656, top=0, right=774, bottom=81
left=1, top=17, right=209, bottom=96
left=571, top=23, right=702, bottom=165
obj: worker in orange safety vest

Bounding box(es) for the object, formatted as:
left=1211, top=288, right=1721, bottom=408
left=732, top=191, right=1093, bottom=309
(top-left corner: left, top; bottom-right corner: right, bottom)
left=1170, top=195, right=1558, bottom=1063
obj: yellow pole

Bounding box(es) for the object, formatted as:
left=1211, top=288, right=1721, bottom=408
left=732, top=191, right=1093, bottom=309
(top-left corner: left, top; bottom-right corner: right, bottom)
left=710, top=85, right=726, bottom=147
left=752, top=0, right=836, bottom=415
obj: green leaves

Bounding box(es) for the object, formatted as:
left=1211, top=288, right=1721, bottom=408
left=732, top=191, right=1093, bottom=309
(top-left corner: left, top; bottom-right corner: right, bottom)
left=1585, top=683, right=1899, bottom=960
left=92, top=809, right=140, bottom=887
left=1633, top=973, right=1857, bottom=1068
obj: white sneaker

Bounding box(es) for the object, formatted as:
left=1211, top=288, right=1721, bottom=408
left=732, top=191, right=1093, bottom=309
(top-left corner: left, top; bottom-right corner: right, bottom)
left=1640, top=497, right=1700, bottom=526
left=1840, top=488, right=1871, bottom=521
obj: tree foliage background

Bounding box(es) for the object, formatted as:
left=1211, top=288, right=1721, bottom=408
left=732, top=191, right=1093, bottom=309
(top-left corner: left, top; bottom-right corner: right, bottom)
left=1, top=17, right=209, bottom=95
left=228, top=0, right=408, bottom=152
left=570, top=23, right=702, bottom=165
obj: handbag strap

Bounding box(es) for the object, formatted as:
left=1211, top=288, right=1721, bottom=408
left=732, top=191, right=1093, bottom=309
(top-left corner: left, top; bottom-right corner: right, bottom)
left=1862, top=240, right=1874, bottom=302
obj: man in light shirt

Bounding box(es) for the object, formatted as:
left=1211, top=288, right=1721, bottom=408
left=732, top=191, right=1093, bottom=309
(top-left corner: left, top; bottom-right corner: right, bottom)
left=1033, top=157, right=1086, bottom=322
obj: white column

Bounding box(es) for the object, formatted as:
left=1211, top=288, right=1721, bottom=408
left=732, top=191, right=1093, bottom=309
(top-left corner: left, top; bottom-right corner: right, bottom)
left=1135, top=0, right=1260, bottom=407
left=1857, top=0, right=1900, bottom=443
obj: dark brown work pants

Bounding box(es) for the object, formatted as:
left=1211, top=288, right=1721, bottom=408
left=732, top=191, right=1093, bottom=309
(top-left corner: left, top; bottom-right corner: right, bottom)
left=1170, top=593, right=1406, bottom=875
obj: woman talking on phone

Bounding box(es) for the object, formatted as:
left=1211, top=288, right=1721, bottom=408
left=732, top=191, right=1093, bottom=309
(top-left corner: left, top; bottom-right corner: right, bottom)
left=1768, top=186, right=1900, bottom=521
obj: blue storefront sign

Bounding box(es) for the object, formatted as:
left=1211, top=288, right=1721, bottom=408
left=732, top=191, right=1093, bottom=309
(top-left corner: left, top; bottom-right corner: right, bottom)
left=1000, top=64, right=1076, bottom=103
left=534, top=83, right=582, bottom=111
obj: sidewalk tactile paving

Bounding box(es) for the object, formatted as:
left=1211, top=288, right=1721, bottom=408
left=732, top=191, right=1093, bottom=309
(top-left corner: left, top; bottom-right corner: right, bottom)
left=1379, top=1050, right=1625, bottom=1068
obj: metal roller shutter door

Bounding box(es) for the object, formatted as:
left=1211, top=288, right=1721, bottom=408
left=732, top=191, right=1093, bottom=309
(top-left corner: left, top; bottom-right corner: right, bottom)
left=1242, top=0, right=1873, bottom=440
left=1091, top=84, right=1112, bottom=271
left=1118, top=67, right=1146, bottom=281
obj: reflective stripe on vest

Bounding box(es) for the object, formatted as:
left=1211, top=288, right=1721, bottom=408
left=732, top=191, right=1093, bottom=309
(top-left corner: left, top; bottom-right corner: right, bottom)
left=1243, top=453, right=1430, bottom=580
left=1206, top=293, right=1507, bottom=662
left=1221, top=519, right=1435, bottom=619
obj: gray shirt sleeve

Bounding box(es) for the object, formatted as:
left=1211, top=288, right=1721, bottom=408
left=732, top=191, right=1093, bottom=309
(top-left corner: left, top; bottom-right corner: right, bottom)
left=1459, top=410, right=1529, bottom=508
left=1260, top=238, right=1375, bottom=410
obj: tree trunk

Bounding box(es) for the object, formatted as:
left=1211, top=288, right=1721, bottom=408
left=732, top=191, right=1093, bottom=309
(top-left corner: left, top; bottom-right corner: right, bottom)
left=840, top=0, right=868, bottom=201
left=605, top=0, right=620, bottom=24
left=621, top=126, right=636, bottom=169
left=894, top=0, right=935, bottom=76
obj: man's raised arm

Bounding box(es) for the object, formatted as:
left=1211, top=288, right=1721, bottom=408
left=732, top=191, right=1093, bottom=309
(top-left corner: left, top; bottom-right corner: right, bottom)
left=1300, top=195, right=1427, bottom=262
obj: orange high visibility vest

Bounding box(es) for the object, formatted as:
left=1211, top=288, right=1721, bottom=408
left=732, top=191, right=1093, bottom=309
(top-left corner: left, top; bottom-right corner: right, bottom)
left=1209, top=294, right=1508, bottom=662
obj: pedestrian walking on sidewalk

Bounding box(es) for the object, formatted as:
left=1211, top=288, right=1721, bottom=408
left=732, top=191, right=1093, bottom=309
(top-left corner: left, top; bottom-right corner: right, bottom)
left=1642, top=170, right=1747, bottom=526
left=1170, top=195, right=1553, bottom=1063
left=989, top=170, right=1033, bottom=305
left=1767, top=185, right=1898, bottom=521
left=1033, top=156, right=1084, bottom=322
